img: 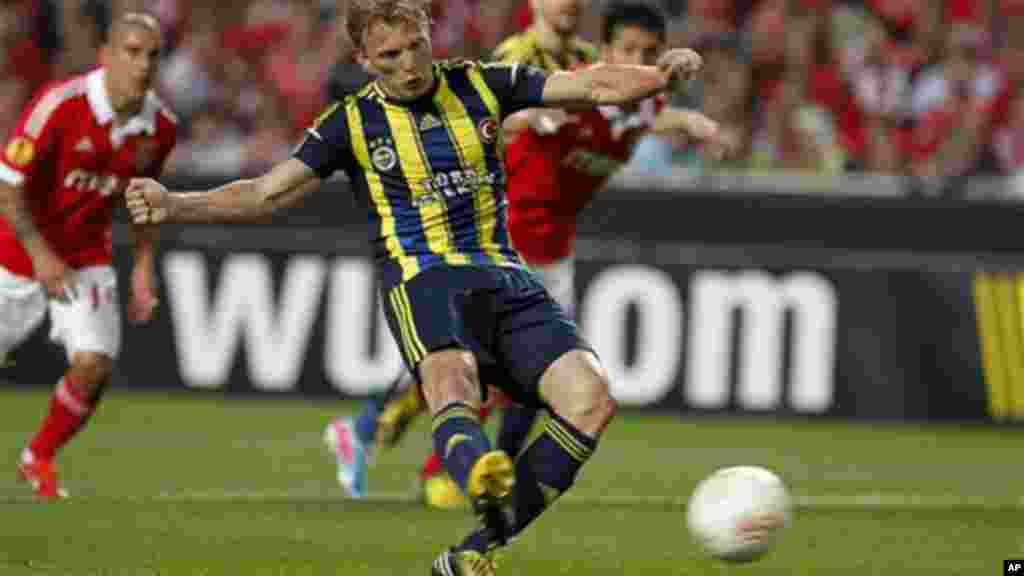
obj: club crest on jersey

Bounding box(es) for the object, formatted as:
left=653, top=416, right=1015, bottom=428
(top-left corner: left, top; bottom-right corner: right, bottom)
left=5, top=137, right=34, bottom=167
left=478, top=117, right=498, bottom=144
left=370, top=137, right=398, bottom=172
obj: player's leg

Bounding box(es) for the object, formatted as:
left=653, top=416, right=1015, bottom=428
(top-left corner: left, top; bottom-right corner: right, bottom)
left=458, top=350, right=613, bottom=555
left=376, top=371, right=426, bottom=448
left=381, top=270, right=513, bottom=509
left=325, top=370, right=417, bottom=498
left=496, top=256, right=575, bottom=459
left=386, top=270, right=517, bottom=575
left=0, top=267, right=55, bottom=497
left=420, top=350, right=511, bottom=510
left=421, top=387, right=507, bottom=509
left=22, top=266, right=121, bottom=499
left=453, top=267, right=612, bottom=557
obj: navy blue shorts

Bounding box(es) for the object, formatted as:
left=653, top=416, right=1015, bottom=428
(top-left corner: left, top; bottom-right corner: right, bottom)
left=381, top=265, right=592, bottom=407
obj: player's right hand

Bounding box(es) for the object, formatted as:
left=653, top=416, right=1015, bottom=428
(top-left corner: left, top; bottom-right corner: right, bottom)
left=125, top=178, right=169, bottom=224
left=656, top=48, right=703, bottom=91
left=33, top=250, right=77, bottom=303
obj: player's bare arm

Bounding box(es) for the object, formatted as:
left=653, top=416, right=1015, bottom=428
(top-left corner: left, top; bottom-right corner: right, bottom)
left=650, top=107, right=738, bottom=161
left=127, top=222, right=160, bottom=323
left=126, top=158, right=321, bottom=225
left=0, top=180, right=76, bottom=300
left=540, top=48, right=701, bottom=108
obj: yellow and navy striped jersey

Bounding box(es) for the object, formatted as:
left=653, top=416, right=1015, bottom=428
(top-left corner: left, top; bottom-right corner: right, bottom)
left=491, top=28, right=598, bottom=72
left=294, top=60, right=548, bottom=289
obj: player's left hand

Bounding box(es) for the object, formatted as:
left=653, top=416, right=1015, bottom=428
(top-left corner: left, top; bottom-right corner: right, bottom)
left=656, top=48, right=702, bottom=90
left=127, top=262, right=159, bottom=324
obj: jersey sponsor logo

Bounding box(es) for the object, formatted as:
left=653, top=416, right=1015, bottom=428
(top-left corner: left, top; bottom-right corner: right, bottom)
left=416, top=168, right=499, bottom=206
left=5, top=137, right=35, bottom=167
left=478, top=117, right=498, bottom=144
left=64, top=169, right=121, bottom=196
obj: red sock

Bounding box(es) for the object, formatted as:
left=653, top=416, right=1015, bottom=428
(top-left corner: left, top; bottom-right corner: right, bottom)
left=28, top=375, right=96, bottom=462
left=420, top=451, right=443, bottom=480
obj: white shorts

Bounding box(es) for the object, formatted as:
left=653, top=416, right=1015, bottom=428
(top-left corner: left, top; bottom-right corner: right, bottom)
left=532, top=255, right=576, bottom=317
left=0, top=265, right=121, bottom=361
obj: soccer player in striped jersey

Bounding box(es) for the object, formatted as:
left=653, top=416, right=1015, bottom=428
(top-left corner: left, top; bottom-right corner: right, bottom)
left=332, top=0, right=726, bottom=511
left=126, top=0, right=702, bottom=572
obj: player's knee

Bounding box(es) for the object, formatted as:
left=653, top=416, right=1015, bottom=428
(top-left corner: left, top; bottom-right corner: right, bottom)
left=418, top=349, right=482, bottom=414
left=540, top=350, right=616, bottom=436
left=69, top=352, right=114, bottom=392
left=574, top=368, right=616, bottom=434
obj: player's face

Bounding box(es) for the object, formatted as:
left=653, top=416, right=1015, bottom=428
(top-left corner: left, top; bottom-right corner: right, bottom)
left=539, top=0, right=585, bottom=36
left=104, top=26, right=161, bottom=109
left=603, top=25, right=663, bottom=67
left=362, top=16, right=434, bottom=102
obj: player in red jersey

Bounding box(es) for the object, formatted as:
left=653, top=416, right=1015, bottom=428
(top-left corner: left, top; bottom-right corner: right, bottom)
left=326, top=1, right=725, bottom=507
left=0, top=12, right=177, bottom=499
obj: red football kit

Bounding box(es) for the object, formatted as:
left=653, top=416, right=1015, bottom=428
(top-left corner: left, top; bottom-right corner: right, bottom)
left=0, top=67, right=177, bottom=277
left=504, top=98, right=658, bottom=264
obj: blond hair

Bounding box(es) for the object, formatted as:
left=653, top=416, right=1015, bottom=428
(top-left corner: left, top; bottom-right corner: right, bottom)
left=346, top=0, right=431, bottom=49
left=107, top=11, right=162, bottom=45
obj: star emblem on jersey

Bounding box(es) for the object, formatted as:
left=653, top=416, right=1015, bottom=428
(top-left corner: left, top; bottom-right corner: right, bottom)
left=419, top=114, right=442, bottom=132
left=5, top=137, right=34, bottom=167
left=74, top=137, right=94, bottom=154
left=478, top=117, right=498, bottom=144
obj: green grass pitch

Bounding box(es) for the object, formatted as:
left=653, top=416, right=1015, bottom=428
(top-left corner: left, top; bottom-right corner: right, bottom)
left=0, top=388, right=1021, bottom=575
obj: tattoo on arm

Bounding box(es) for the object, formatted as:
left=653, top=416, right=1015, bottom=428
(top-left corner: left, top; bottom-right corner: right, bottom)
left=11, top=207, right=40, bottom=240
left=0, top=183, right=41, bottom=241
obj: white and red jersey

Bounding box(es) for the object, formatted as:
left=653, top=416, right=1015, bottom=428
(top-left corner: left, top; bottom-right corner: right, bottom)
left=0, top=68, right=177, bottom=277
left=505, top=98, right=659, bottom=264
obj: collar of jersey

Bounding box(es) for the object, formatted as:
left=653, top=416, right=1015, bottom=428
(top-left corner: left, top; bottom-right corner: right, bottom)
left=85, top=68, right=158, bottom=141
left=372, top=68, right=441, bottom=106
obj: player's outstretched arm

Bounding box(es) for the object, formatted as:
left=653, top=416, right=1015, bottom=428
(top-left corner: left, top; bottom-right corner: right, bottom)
left=650, top=107, right=719, bottom=141
left=540, top=48, right=702, bottom=109
left=126, top=158, right=321, bottom=225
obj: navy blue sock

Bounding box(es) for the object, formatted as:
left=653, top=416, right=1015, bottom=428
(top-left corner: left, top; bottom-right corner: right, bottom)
left=496, top=403, right=538, bottom=458
left=432, top=402, right=492, bottom=492
left=459, top=412, right=597, bottom=553
left=355, top=372, right=414, bottom=444
left=354, top=393, right=386, bottom=445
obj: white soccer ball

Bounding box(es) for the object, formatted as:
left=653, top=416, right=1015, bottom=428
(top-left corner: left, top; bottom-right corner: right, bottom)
left=686, top=466, right=792, bottom=563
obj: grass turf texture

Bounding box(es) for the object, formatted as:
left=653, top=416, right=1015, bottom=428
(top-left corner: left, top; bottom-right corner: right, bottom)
left=0, top=388, right=1021, bottom=575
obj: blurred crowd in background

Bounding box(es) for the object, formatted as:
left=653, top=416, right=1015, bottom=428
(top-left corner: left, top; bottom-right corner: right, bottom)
left=3, top=0, right=1024, bottom=185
